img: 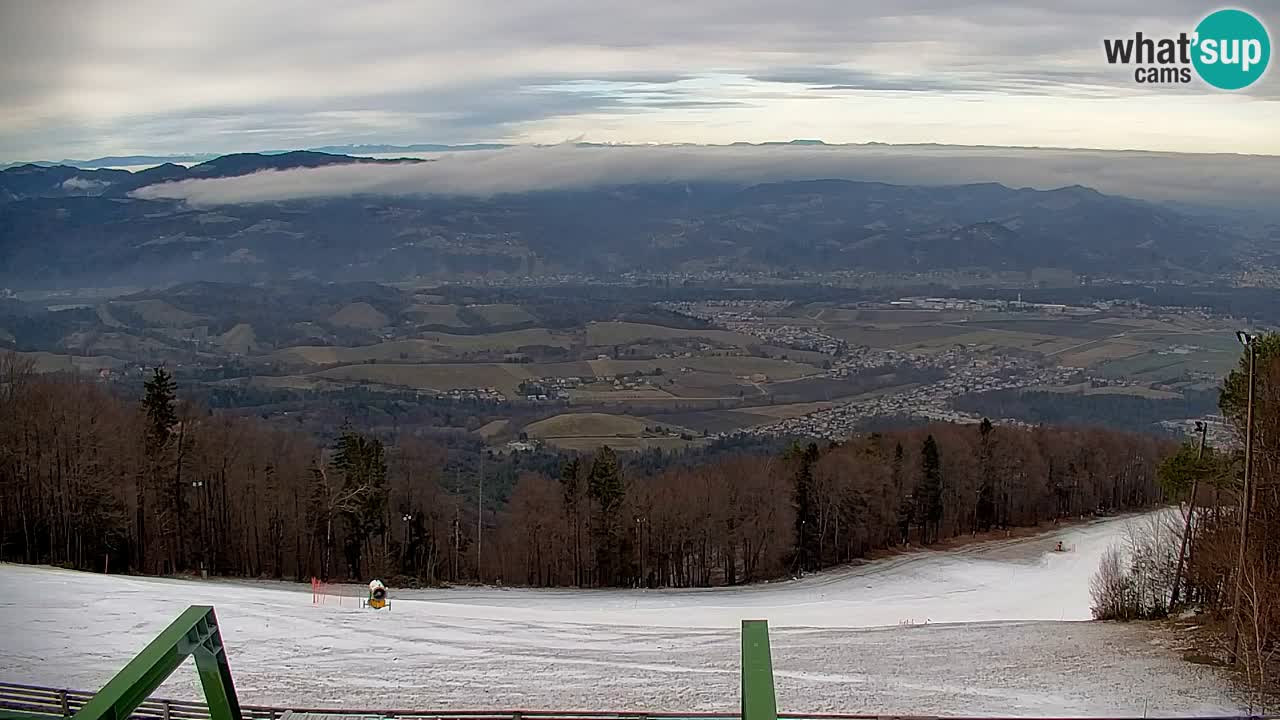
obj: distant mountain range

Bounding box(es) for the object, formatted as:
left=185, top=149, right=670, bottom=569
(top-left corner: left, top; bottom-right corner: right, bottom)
left=0, top=140, right=850, bottom=170
left=0, top=150, right=1252, bottom=289
left=0, top=144, right=504, bottom=171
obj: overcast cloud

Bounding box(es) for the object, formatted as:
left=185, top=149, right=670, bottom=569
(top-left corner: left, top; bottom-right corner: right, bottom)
left=2, top=1, right=1278, bottom=160
left=130, top=143, right=1280, bottom=211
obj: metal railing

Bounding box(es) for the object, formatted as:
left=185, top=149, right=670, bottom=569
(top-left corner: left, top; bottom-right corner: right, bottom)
left=0, top=682, right=278, bottom=720
left=2, top=682, right=1276, bottom=720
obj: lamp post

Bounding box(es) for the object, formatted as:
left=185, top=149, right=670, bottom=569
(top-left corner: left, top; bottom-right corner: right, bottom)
left=1229, top=331, right=1257, bottom=663
left=191, top=480, right=206, bottom=575
left=635, top=516, right=646, bottom=587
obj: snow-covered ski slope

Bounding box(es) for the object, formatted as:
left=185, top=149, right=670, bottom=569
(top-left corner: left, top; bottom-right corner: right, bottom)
left=0, top=511, right=1239, bottom=716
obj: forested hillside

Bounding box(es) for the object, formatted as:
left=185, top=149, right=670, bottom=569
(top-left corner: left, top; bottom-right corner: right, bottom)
left=0, top=353, right=1170, bottom=588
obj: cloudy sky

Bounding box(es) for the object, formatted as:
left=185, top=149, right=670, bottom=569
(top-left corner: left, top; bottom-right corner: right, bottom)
left=2, top=0, right=1278, bottom=161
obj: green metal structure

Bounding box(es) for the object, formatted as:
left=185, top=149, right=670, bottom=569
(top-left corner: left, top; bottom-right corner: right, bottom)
left=741, top=620, right=778, bottom=720
left=3, top=606, right=783, bottom=720
left=68, top=606, right=240, bottom=720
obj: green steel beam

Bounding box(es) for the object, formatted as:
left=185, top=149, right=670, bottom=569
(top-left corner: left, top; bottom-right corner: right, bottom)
left=72, top=606, right=241, bottom=720
left=740, top=619, right=778, bottom=720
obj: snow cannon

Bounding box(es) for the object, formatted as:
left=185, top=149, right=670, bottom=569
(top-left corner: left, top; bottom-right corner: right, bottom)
left=366, top=579, right=388, bottom=610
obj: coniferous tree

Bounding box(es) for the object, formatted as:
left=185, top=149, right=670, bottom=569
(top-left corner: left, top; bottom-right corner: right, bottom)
left=588, top=446, right=624, bottom=585
left=976, top=419, right=996, bottom=532
left=919, top=435, right=944, bottom=544
left=330, top=429, right=387, bottom=579
left=141, top=367, right=178, bottom=572
left=789, top=441, right=820, bottom=571
left=560, top=457, right=585, bottom=585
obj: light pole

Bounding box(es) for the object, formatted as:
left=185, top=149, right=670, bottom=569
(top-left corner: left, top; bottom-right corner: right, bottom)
left=635, top=516, right=645, bottom=587
left=477, top=450, right=485, bottom=583
left=1170, top=420, right=1207, bottom=608
left=1229, top=331, right=1257, bottom=663
left=401, top=513, right=413, bottom=573
left=191, top=480, right=206, bottom=576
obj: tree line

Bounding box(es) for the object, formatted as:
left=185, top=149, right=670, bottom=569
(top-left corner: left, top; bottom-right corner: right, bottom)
left=0, top=351, right=1170, bottom=588
left=1159, top=333, right=1280, bottom=691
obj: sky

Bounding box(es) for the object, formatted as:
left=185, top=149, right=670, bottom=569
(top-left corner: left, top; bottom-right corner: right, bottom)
left=1, top=0, right=1278, bottom=162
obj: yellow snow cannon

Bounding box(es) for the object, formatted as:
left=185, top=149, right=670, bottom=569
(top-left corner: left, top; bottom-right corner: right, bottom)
left=366, top=579, right=389, bottom=610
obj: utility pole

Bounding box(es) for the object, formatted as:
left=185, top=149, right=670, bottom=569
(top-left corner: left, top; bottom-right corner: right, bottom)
left=477, top=449, right=484, bottom=583
left=1170, top=420, right=1207, bottom=608
left=1229, top=332, right=1257, bottom=663
left=453, top=466, right=460, bottom=582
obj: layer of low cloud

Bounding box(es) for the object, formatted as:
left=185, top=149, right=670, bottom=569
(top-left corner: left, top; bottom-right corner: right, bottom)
left=131, top=143, right=1280, bottom=211
left=61, top=176, right=111, bottom=191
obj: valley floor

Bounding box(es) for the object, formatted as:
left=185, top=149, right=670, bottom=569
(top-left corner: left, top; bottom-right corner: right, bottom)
left=0, top=512, right=1240, bottom=716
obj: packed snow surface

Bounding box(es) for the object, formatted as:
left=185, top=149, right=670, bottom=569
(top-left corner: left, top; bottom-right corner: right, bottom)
left=0, top=512, right=1239, bottom=716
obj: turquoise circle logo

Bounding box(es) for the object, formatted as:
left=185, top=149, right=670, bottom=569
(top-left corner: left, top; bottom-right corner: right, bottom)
left=1192, top=9, right=1270, bottom=90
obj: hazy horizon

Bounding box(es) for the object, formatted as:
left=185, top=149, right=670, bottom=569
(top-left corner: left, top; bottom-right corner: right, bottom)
left=3, top=1, right=1277, bottom=161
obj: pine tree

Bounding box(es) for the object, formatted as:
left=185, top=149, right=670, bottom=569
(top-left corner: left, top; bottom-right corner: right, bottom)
left=330, top=428, right=387, bottom=579
left=788, top=441, right=820, bottom=571
left=140, top=367, right=179, bottom=572
left=588, top=446, right=624, bottom=585
left=142, top=367, right=177, bottom=455
left=560, top=457, right=584, bottom=586
left=976, top=419, right=996, bottom=532
left=919, top=435, right=944, bottom=544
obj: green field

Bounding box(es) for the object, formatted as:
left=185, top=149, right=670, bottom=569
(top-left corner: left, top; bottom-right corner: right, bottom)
left=540, top=435, right=706, bottom=452
left=404, top=304, right=468, bottom=327
left=16, top=351, right=123, bottom=374
left=526, top=412, right=687, bottom=438
left=272, top=329, right=572, bottom=365
left=313, top=363, right=536, bottom=393
left=965, top=319, right=1122, bottom=340
left=1095, top=349, right=1236, bottom=381
left=586, top=321, right=760, bottom=348
left=109, top=299, right=208, bottom=327
left=524, top=412, right=701, bottom=451
left=825, top=324, right=970, bottom=348
left=467, top=303, right=537, bottom=325
left=327, top=302, right=390, bottom=329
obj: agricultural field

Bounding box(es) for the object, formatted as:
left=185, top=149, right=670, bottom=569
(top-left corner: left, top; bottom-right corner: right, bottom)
left=404, top=304, right=468, bottom=326
left=547, top=435, right=706, bottom=452
left=475, top=419, right=509, bottom=439
left=1095, top=348, right=1237, bottom=382
left=218, top=323, right=258, bottom=354
left=903, top=329, right=1082, bottom=355
left=780, top=304, right=1242, bottom=381
left=466, top=303, right=537, bottom=325
left=1027, top=382, right=1185, bottom=400
left=729, top=400, right=838, bottom=419
left=271, top=329, right=573, bottom=366
left=586, top=321, right=759, bottom=348
left=1053, top=340, right=1148, bottom=368
left=567, top=386, right=680, bottom=404
left=825, top=323, right=969, bottom=348
left=524, top=412, right=700, bottom=451
left=327, top=302, right=390, bottom=329
left=108, top=299, right=208, bottom=327
left=314, top=363, right=536, bottom=394
left=14, top=351, right=123, bottom=374
left=526, top=412, right=676, bottom=438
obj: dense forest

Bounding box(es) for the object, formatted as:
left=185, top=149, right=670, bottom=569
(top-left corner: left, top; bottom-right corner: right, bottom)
left=0, top=351, right=1171, bottom=588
